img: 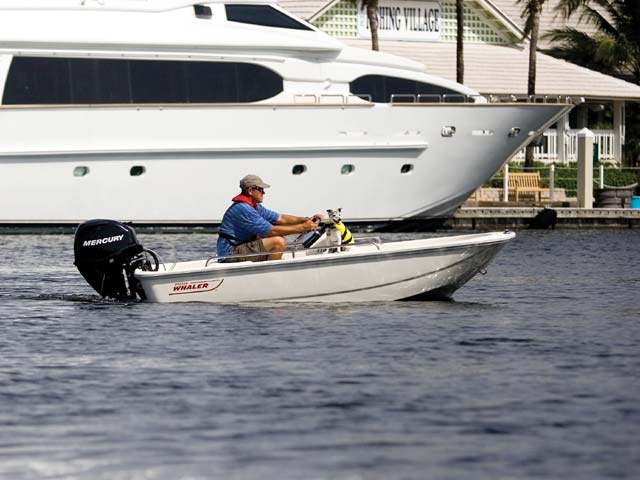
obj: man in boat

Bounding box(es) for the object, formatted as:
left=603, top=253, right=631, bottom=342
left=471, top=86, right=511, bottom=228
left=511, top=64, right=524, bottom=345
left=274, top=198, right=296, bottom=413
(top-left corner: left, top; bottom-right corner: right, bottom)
left=217, top=174, right=322, bottom=262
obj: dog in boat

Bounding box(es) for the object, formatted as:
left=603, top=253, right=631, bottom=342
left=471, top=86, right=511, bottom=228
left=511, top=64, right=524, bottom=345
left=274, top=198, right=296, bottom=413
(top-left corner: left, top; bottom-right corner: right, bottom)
left=325, top=208, right=354, bottom=251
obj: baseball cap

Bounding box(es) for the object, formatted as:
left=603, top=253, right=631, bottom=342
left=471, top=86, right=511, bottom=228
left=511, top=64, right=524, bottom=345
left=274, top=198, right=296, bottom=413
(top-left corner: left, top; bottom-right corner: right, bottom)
left=240, top=174, right=271, bottom=190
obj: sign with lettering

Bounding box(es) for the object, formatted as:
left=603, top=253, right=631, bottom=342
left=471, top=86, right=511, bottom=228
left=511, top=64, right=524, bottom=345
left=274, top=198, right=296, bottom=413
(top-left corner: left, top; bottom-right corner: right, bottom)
left=357, top=1, right=442, bottom=41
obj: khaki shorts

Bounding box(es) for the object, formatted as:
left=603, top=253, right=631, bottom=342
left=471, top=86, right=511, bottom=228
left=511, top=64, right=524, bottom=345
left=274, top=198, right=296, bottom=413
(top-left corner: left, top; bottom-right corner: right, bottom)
left=227, top=239, right=268, bottom=263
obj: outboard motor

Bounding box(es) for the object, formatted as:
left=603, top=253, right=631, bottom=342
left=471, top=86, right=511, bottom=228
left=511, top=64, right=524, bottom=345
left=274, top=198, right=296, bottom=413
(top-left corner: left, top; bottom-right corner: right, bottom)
left=73, top=219, right=157, bottom=300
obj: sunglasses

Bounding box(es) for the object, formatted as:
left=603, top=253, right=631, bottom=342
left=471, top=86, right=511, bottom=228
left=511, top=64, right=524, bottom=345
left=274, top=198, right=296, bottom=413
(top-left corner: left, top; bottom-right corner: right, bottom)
left=253, top=186, right=265, bottom=194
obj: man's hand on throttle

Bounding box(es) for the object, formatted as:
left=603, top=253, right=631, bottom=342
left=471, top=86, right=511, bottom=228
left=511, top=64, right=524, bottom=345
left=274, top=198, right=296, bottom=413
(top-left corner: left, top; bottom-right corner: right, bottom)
left=300, top=219, right=318, bottom=233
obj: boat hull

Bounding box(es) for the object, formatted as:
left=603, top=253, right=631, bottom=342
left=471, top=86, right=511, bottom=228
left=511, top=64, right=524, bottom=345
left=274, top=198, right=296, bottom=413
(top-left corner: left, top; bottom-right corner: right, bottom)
left=0, top=103, right=570, bottom=224
left=135, top=231, right=514, bottom=303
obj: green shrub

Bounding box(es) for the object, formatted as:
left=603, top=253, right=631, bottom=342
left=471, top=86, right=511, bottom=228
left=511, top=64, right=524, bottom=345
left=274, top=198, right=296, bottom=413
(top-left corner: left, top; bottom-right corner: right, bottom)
left=602, top=168, right=637, bottom=187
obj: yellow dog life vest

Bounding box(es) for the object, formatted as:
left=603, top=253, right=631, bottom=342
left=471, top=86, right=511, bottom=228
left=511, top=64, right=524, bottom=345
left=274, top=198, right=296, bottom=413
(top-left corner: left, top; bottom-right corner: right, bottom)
left=334, top=222, right=354, bottom=245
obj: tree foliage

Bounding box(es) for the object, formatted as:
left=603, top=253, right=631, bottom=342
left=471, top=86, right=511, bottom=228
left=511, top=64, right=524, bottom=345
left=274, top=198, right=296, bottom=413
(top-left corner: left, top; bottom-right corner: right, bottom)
left=544, top=0, right=640, bottom=164
left=545, top=0, right=640, bottom=83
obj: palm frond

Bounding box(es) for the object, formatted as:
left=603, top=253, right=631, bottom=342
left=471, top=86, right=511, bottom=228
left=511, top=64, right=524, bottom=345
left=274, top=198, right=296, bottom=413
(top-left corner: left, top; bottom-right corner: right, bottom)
left=593, top=35, right=629, bottom=66
left=543, top=28, right=608, bottom=70
left=580, top=5, right=617, bottom=37
left=554, top=0, right=586, bottom=18
left=547, top=0, right=640, bottom=83
left=516, top=0, right=544, bottom=38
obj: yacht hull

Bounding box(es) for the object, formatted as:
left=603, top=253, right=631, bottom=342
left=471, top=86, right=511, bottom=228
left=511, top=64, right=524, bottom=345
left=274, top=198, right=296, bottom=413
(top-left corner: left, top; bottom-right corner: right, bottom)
left=0, top=102, right=570, bottom=224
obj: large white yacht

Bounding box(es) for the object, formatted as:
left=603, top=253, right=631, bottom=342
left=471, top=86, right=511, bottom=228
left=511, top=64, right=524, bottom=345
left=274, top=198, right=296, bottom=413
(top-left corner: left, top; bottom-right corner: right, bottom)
left=0, top=0, right=572, bottom=226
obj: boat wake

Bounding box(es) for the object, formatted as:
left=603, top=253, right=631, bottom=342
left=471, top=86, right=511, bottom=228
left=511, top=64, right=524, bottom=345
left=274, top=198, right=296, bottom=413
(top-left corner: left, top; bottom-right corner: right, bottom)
left=29, top=293, right=139, bottom=305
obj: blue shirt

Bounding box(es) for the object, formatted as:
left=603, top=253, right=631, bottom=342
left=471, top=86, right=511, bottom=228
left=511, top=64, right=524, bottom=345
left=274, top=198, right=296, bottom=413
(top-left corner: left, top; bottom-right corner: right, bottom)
left=217, top=202, right=280, bottom=259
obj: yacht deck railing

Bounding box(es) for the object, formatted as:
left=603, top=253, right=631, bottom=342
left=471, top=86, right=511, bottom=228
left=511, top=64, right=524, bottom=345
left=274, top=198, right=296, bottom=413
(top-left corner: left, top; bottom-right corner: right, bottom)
left=295, top=93, right=581, bottom=105
left=512, top=129, right=617, bottom=164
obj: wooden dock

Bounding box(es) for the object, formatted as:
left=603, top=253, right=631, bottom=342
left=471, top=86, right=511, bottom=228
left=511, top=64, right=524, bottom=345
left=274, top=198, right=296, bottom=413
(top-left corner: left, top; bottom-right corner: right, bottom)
left=450, top=207, right=640, bottom=229
left=1, top=207, right=639, bottom=233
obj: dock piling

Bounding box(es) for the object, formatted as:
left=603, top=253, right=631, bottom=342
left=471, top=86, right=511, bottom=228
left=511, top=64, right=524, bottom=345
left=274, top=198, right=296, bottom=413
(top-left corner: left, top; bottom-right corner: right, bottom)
left=577, top=128, right=594, bottom=208
left=503, top=164, right=509, bottom=202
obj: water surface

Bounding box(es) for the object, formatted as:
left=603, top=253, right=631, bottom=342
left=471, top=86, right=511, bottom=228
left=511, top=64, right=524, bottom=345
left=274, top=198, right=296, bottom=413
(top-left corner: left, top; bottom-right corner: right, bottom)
left=1, top=230, right=639, bottom=479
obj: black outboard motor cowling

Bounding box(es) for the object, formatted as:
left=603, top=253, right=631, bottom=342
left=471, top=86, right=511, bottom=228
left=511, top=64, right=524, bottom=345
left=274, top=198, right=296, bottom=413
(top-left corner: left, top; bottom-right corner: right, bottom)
left=74, top=219, right=154, bottom=300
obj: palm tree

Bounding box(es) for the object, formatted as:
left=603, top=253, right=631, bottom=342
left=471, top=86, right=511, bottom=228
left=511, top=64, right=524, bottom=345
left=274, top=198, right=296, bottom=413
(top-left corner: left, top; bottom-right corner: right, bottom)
left=545, top=0, right=640, bottom=165
left=361, top=0, right=379, bottom=51
left=456, top=0, right=464, bottom=84
left=517, top=0, right=547, bottom=168
left=547, top=0, right=640, bottom=83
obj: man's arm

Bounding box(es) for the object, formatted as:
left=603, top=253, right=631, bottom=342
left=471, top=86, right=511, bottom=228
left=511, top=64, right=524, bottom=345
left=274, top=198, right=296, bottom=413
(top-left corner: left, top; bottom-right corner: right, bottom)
left=266, top=216, right=317, bottom=237
left=275, top=213, right=323, bottom=226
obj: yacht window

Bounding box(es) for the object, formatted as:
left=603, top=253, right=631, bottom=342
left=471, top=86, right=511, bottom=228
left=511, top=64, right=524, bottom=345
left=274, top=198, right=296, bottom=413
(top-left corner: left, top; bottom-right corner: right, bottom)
left=186, top=62, right=282, bottom=103
left=3, top=57, right=71, bottom=104
left=186, top=61, right=236, bottom=103
left=73, top=166, right=90, bottom=177
left=225, top=5, right=312, bottom=30
left=193, top=4, right=212, bottom=19
left=70, top=58, right=131, bottom=103
left=341, top=164, right=355, bottom=175
left=130, top=61, right=186, bottom=103
left=238, top=64, right=283, bottom=102
left=350, top=75, right=462, bottom=103
left=400, top=164, right=414, bottom=174
left=292, top=165, right=307, bottom=175
left=3, top=57, right=283, bottom=105
left=130, top=166, right=146, bottom=176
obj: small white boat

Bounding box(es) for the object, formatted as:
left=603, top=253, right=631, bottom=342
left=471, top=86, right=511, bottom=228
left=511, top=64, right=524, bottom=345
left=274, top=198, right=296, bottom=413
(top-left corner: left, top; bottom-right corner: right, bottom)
left=73, top=220, right=514, bottom=303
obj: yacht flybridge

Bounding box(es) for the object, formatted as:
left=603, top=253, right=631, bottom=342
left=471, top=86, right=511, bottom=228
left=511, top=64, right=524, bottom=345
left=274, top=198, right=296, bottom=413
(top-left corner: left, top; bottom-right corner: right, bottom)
left=0, top=0, right=573, bottom=225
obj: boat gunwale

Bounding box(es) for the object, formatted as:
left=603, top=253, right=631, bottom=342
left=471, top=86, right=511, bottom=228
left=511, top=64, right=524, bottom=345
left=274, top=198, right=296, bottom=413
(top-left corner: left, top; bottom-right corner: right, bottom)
left=135, top=232, right=515, bottom=280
